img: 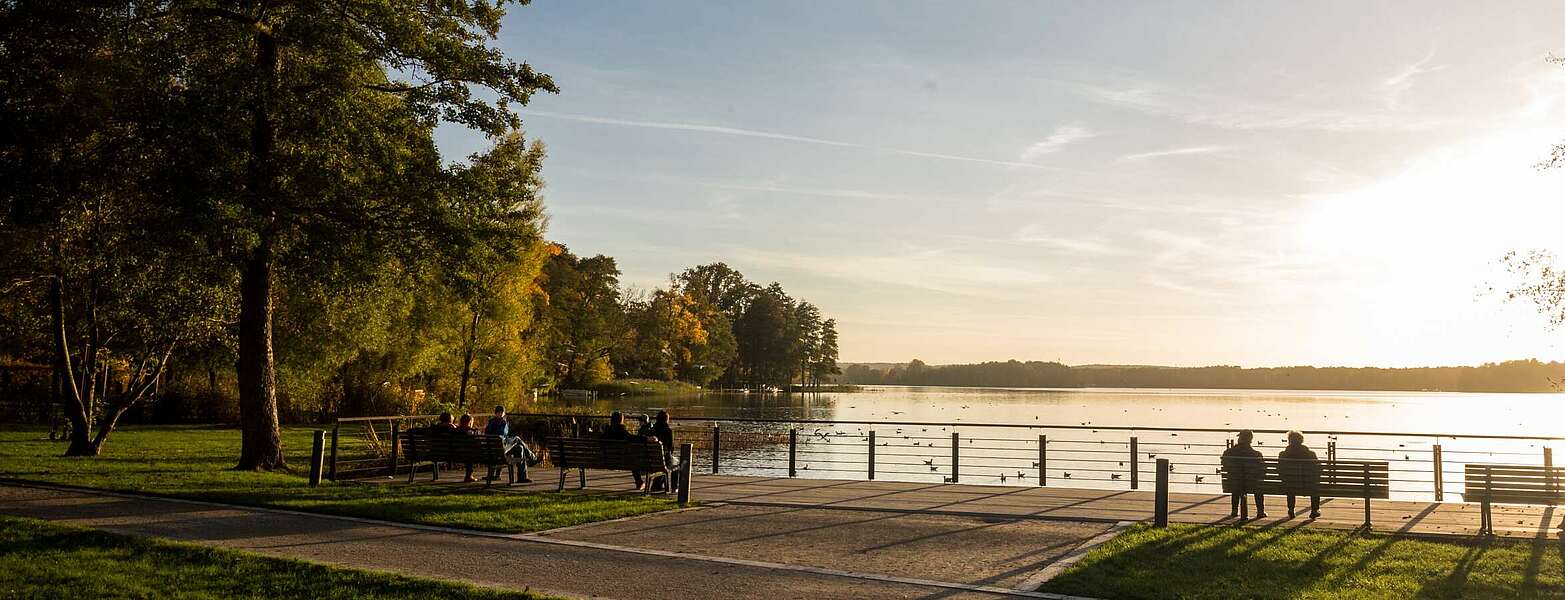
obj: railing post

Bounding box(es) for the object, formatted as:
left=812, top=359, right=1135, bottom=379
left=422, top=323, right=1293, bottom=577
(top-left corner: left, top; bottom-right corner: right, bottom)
left=309, top=429, right=326, bottom=486
left=868, top=430, right=876, bottom=480
left=388, top=422, right=400, bottom=477
left=1547, top=447, right=1556, bottom=498
left=1361, top=462, right=1371, bottom=528
left=712, top=425, right=721, bottom=474
left=677, top=443, right=693, bottom=507
left=1039, top=434, right=1047, bottom=486
left=788, top=428, right=797, bottom=477
left=1155, top=458, right=1170, bottom=527
left=328, top=423, right=340, bottom=481
left=951, top=431, right=960, bottom=484
left=1130, top=436, right=1139, bottom=490
left=1327, top=441, right=1337, bottom=486
left=1432, top=443, right=1443, bottom=501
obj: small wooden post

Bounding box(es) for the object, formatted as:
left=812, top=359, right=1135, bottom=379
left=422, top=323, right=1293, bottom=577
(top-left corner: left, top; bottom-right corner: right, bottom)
left=1432, top=443, right=1443, bottom=501
left=1039, top=434, right=1047, bottom=486
left=1130, top=436, right=1139, bottom=490
left=388, top=422, right=401, bottom=477
left=788, top=428, right=797, bottom=477
left=868, top=430, right=876, bottom=480
left=677, top=443, right=693, bottom=507
left=1361, top=462, right=1372, bottom=528
left=309, top=430, right=326, bottom=486
left=1154, top=458, right=1170, bottom=527
left=951, top=431, right=960, bottom=484
left=328, top=423, right=340, bottom=481
left=711, top=426, right=721, bottom=474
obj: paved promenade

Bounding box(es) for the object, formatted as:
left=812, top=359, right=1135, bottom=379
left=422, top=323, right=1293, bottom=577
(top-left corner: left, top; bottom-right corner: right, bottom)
left=495, top=470, right=1560, bottom=538
left=0, top=483, right=1103, bottom=600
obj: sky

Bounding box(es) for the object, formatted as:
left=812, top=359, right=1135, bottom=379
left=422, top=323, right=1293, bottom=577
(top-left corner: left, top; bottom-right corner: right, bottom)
left=435, top=1, right=1565, bottom=368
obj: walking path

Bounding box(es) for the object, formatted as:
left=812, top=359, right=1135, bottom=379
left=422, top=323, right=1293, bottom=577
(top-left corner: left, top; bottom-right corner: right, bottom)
left=0, top=483, right=1103, bottom=600
left=492, top=470, right=1559, bottom=538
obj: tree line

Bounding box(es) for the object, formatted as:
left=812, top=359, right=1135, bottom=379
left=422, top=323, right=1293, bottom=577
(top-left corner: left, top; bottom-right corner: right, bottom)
left=0, top=1, right=834, bottom=464
left=840, top=359, right=1565, bottom=393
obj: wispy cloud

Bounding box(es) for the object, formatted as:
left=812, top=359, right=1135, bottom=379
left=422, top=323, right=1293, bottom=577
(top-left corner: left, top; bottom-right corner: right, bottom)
left=1019, top=125, right=1098, bottom=162
left=1068, top=79, right=1450, bottom=132
left=1118, top=145, right=1232, bottom=162
left=1381, top=49, right=1445, bottom=109
left=1012, top=224, right=1121, bottom=255
left=526, top=110, right=1066, bottom=170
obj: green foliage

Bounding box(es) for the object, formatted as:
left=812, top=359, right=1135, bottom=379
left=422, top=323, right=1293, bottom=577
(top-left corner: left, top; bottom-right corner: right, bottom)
left=535, top=246, right=626, bottom=388
left=1042, top=523, right=1564, bottom=600
left=0, top=516, right=561, bottom=599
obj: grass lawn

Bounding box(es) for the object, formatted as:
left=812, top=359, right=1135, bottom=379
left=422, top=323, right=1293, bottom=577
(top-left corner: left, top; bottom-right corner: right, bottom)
left=0, top=424, right=675, bottom=533
left=1041, top=523, right=1565, bottom=600
left=0, top=515, right=557, bottom=599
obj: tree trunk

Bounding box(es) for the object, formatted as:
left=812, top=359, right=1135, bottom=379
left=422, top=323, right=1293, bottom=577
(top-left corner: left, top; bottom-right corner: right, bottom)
left=235, top=243, right=284, bottom=470
left=50, top=277, right=96, bottom=456
left=457, top=309, right=480, bottom=409
left=235, top=28, right=285, bottom=471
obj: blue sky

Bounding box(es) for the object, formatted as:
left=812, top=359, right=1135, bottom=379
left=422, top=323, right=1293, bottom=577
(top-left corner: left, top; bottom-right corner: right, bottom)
left=437, top=2, right=1565, bottom=367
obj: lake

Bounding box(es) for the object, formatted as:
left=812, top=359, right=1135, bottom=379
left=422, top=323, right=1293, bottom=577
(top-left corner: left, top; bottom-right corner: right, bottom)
left=528, top=385, right=1565, bottom=498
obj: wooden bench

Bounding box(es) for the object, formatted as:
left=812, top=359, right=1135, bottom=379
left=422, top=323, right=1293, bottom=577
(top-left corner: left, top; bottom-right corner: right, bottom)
left=399, top=428, right=510, bottom=486
left=1221, top=458, right=1390, bottom=524
left=550, top=437, right=671, bottom=493
left=1464, top=464, right=1565, bottom=535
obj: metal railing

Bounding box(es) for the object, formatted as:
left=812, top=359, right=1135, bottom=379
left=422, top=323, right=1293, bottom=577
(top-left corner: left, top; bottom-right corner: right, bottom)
left=328, top=412, right=1563, bottom=506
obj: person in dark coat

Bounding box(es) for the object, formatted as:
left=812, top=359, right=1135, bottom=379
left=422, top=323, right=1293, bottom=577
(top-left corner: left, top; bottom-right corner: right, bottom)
left=430, top=412, right=456, bottom=432
left=649, top=410, right=677, bottom=493
left=599, top=411, right=644, bottom=489
left=1278, top=430, right=1322, bottom=519
left=1221, top=430, right=1267, bottom=520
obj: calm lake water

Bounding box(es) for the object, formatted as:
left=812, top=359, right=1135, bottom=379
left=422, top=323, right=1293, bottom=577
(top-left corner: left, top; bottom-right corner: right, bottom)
left=529, top=385, right=1565, bottom=498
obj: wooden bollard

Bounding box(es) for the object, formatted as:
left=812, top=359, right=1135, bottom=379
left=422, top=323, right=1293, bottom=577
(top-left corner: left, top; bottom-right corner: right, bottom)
left=678, top=443, right=693, bottom=506
left=309, top=430, right=326, bottom=486
left=1130, top=436, right=1139, bottom=490
left=950, top=431, right=959, bottom=483
left=1154, top=458, right=1170, bottom=527
left=1039, top=434, right=1047, bottom=486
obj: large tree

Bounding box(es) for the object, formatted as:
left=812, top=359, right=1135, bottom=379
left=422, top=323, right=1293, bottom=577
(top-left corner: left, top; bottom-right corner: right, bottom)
left=148, top=0, right=555, bottom=469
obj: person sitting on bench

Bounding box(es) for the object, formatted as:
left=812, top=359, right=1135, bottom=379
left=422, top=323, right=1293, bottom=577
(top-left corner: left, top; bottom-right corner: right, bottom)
left=456, top=413, right=480, bottom=482
left=1222, top=430, right=1267, bottom=520
left=600, top=411, right=645, bottom=489
left=485, top=404, right=540, bottom=483
left=1278, top=430, right=1322, bottom=519
left=430, top=412, right=456, bottom=432
left=649, top=410, right=678, bottom=493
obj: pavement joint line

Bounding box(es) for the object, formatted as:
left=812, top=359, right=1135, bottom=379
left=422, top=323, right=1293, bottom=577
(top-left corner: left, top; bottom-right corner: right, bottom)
left=1018, top=520, right=1136, bottom=592
left=0, top=481, right=1103, bottom=600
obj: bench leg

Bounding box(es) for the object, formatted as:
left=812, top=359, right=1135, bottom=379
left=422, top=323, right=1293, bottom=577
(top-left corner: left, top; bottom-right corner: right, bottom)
left=558, top=468, right=566, bottom=492
left=407, top=461, right=417, bottom=484
left=579, top=468, right=586, bottom=489
left=1480, top=500, right=1492, bottom=536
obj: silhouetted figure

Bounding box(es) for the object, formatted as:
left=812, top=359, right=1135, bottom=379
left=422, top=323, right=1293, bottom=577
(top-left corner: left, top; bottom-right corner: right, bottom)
left=430, top=412, right=456, bottom=432
left=1222, top=430, right=1266, bottom=520
left=1278, top=430, right=1322, bottom=519
left=650, top=410, right=677, bottom=493
left=600, top=411, right=644, bottom=489
left=457, top=413, right=479, bottom=482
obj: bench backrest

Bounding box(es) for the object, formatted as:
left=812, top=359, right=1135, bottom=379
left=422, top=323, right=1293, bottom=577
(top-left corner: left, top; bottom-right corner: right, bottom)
left=402, top=428, right=507, bottom=465
left=1464, top=464, right=1565, bottom=505
left=551, top=437, right=666, bottom=472
left=1221, top=457, right=1390, bottom=499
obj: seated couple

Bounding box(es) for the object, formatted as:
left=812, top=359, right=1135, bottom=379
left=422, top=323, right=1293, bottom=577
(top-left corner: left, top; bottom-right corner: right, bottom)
left=430, top=406, right=542, bottom=483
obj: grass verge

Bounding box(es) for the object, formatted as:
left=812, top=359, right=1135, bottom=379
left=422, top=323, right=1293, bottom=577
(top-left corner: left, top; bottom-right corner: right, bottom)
left=0, top=425, right=675, bottom=533
left=0, top=515, right=557, bottom=599
left=1039, top=523, right=1564, bottom=599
